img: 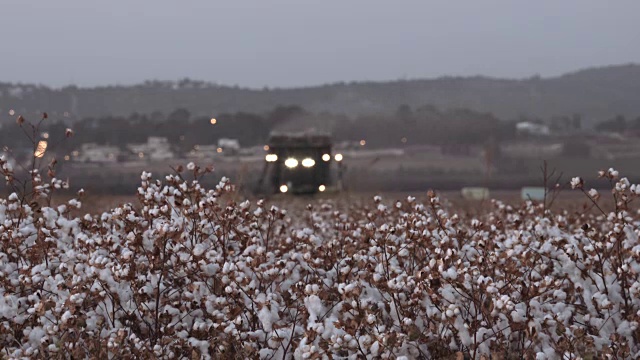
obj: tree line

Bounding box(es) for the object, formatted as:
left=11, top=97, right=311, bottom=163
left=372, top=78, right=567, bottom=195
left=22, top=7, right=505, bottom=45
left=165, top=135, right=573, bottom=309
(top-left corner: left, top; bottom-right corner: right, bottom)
left=0, top=104, right=520, bottom=158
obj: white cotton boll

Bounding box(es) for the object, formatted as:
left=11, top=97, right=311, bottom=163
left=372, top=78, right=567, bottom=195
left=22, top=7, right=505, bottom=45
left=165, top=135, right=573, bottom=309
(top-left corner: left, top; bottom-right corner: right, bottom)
left=193, top=244, right=206, bottom=257
left=61, top=310, right=73, bottom=323
left=570, top=177, right=582, bottom=189
left=187, top=162, right=195, bottom=170
left=444, top=267, right=457, bottom=279
left=370, top=341, right=380, bottom=356
left=304, top=295, right=325, bottom=325
left=367, top=314, right=376, bottom=324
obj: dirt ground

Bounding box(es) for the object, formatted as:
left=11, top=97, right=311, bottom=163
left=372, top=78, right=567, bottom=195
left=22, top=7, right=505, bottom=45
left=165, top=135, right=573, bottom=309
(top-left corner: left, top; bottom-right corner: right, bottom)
left=54, top=187, right=626, bottom=217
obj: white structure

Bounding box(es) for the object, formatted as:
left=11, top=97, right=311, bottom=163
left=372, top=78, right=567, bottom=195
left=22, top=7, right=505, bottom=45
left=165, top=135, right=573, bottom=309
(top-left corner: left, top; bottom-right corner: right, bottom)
left=461, top=187, right=490, bottom=200
left=521, top=187, right=546, bottom=201
left=217, top=138, right=240, bottom=154
left=516, top=122, right=550, bottom=136
left=128, top=137, right=174, bottom=161
left=188, top=144, right=219, bottom=159
left=501, top=142, right=563, bottom=158
left=75, top=143, right=120, bottom=163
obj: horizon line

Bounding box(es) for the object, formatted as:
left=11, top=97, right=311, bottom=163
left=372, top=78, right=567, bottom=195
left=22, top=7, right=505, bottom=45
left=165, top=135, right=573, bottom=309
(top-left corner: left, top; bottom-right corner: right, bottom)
left=1, top=62, right=638, bottom=91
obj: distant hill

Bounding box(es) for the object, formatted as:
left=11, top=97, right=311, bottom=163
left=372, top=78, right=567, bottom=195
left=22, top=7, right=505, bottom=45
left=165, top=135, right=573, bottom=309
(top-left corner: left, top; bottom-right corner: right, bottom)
left=1, top=64, right=639, bottom=124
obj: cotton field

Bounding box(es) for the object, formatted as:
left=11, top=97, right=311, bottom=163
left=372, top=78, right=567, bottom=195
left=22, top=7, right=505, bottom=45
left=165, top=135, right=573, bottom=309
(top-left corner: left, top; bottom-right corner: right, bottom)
left=0, top=158, right=640, bottom=359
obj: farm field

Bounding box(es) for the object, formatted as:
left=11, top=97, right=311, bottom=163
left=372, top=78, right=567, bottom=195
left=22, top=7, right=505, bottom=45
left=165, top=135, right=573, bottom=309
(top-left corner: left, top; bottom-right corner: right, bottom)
left=1, top=159, right=640, bottom=358
left=59, top=188, right=618, bottom=217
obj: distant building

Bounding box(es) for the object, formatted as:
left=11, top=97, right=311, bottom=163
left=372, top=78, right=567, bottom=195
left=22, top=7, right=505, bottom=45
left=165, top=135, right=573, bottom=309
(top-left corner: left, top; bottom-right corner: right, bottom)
left=128, top=137, right=174, bottom=161
left=188, top=144, right=218, bottom=159
left=217, top=138, right=240, bottom=155
left=75, top=143, right=120, bottom=163
left=516, top=121, right=551, bottom=136
left=501, top=142, right=563, bottom=158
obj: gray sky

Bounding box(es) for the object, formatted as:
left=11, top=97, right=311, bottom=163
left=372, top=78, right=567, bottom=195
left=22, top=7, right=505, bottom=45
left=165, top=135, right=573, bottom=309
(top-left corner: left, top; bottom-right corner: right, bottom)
left=2, top=0, right=639, bottom=88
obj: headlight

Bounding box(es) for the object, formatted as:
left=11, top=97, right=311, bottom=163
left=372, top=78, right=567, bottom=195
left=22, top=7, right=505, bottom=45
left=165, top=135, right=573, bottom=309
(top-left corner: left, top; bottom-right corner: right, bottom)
left=318, top=185, right=326, bottom=192
left=334, top=153, right=343, bottom=162
left=301, top=158, right=315, bottom=168
left=279, top=185, right=288, bottom=193
left=284, top=158, right=298, bottom=168
left=265, top=154, right=278, bottom=162
left=322, top=154, right=331, bottom=162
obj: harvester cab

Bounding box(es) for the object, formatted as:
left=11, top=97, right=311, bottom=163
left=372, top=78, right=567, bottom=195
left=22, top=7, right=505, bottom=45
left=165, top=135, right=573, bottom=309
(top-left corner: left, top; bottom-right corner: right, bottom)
left=257, top=132, right=343, bottom=195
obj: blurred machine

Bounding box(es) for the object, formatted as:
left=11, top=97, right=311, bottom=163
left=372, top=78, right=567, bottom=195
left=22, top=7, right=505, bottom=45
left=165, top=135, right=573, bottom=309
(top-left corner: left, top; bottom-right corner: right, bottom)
left=257, top=132, right=343, bottom=195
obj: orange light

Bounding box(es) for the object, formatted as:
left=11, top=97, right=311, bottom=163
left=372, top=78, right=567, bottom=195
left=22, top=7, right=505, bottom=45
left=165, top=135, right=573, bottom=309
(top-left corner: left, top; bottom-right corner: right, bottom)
left=216, top=147, right=223, bottom=153
left=210, top=118, right=217, bottom=125
left=360, top=139, right=366, bottom=146
left=263, top=145, right=270, bottom=151
left=35, top=141, right=48, bottom=158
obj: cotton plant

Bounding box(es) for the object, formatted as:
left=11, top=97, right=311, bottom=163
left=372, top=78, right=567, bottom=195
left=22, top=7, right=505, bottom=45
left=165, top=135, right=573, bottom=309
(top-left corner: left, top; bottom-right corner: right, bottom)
left=1, top=119, right=640, bottom=360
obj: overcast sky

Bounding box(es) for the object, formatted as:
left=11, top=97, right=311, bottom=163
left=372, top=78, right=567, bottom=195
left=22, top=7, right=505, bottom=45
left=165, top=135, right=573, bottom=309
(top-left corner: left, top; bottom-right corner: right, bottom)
left=1, top=1, right=639, bottom=88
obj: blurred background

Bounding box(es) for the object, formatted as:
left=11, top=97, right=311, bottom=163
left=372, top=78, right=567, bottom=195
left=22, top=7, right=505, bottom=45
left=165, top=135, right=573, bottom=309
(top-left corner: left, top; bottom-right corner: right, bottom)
left=1, top=0, right=639, bottom=197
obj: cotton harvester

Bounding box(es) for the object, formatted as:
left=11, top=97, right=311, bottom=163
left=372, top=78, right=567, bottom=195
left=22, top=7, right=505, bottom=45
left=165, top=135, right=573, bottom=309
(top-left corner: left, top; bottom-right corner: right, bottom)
left=256, top=131, right=344, bottom=195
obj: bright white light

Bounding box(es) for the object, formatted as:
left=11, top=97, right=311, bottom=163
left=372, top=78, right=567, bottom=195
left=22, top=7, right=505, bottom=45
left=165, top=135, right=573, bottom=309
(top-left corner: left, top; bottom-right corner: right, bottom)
left=322, top=154, right=331, bottom=162
left=8, top=109, right=15, bottom=116
left=279, top=185, right=288, bottom=193
left=284, top=158, right=298, bottom=168
left=335, top=153, right=343, bottom=162
left=265, top=154, right=278, bottom=162
left=318, top=185, right=326, bottom=192
left=301, top=158, right=315, bottom=168
left=210, top=118, right=217, bottom=125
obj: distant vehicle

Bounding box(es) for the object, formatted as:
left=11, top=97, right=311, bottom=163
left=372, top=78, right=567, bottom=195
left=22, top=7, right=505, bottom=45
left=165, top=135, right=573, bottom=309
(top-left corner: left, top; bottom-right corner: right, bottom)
left=257, top=132, right=342, bottom=195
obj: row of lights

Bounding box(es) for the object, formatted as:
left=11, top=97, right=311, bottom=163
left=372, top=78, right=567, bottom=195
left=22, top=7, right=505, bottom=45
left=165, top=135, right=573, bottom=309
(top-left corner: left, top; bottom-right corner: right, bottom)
left=266, top=153, right=343, bottom=164
left=360, top=138, right=408, bottom=145
left=279, top=184, right=326, bottom=193
left=6, top=110, right=72, bottom=117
